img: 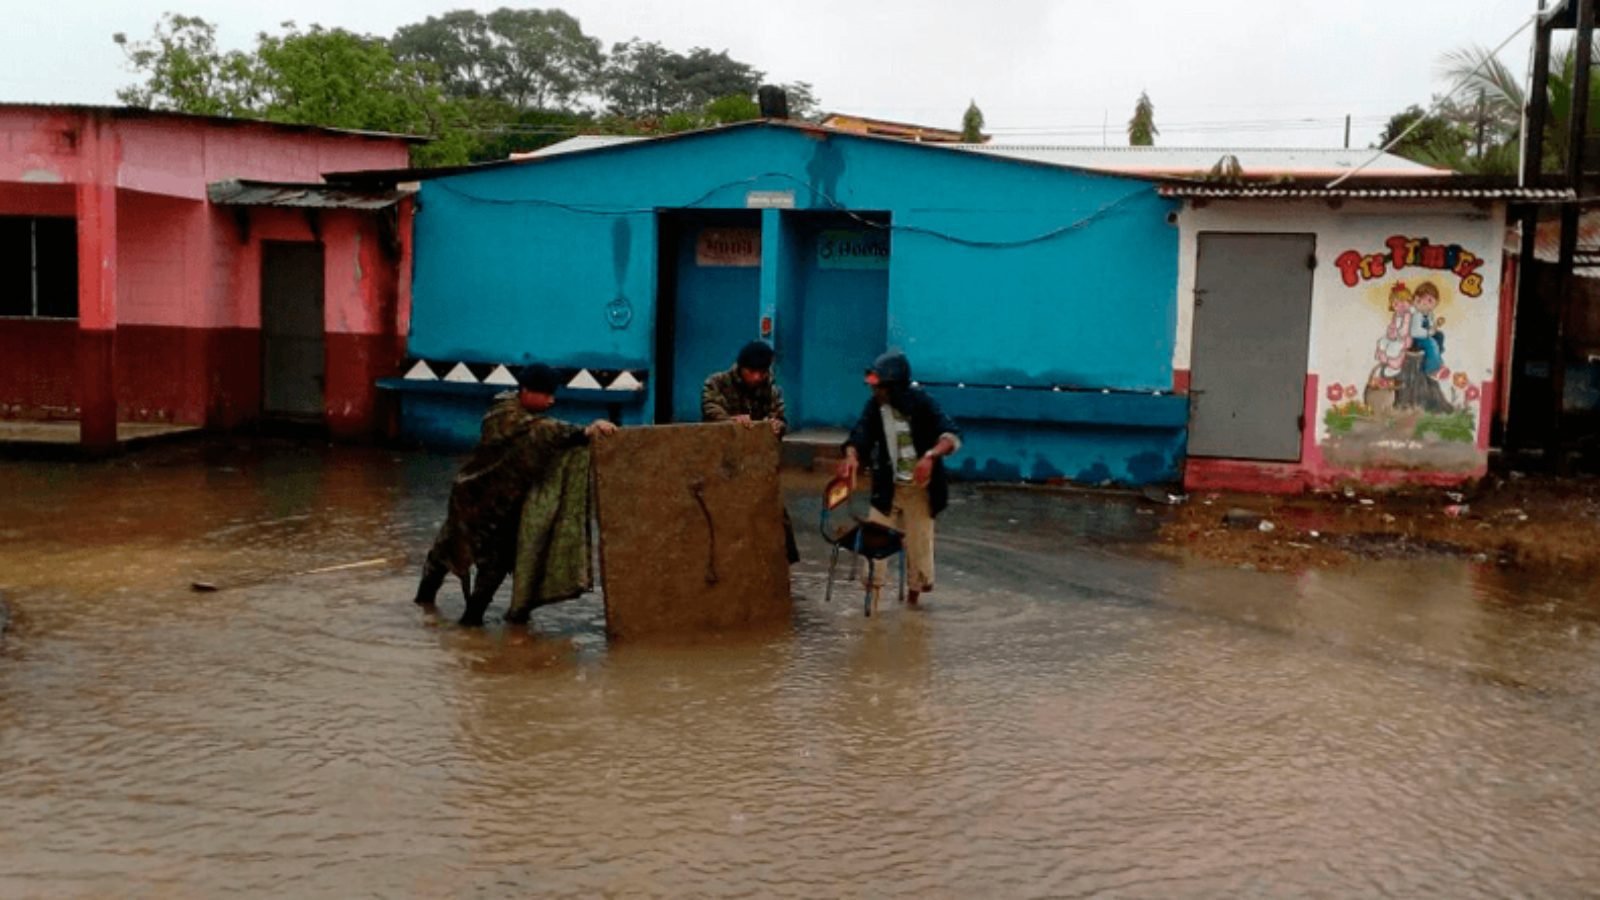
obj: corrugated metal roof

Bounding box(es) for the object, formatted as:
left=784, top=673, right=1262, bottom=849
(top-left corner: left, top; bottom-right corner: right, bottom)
left=1159, top=185, right=1573, bottom=200
left=955, top=145, right=1445, bottom=177
left=2, top=102, right=428, bottom=143
left=507, top=135, right=644, bottom=159
left=1506, top=212, right=1600, bottom=277
left=207, top=179, right=413, bottom=209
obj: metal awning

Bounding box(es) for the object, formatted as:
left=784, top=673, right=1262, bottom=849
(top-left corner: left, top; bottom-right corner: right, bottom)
left=1159, top=185, right=1575, bottom=201
left=207, top=179, right=413, bottom=210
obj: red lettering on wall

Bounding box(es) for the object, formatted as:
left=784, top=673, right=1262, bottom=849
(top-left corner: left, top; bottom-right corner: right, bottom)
left=1335, top=250, right=1363, bottom=287
left=1335, top=235, right=1487, bottom=296
left=1386, top=235, right=1410, bottom=269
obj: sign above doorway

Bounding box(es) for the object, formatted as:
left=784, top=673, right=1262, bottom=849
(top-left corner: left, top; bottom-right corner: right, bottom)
left=818, top=229, right=889, bottom=270
left=745, top=190, right=795, bottom=209
left=695, top=227, right=760, bottom=267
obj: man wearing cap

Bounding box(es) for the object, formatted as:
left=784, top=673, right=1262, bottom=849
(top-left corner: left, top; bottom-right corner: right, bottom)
left=413, top=363, right=617, bottom=626
left=838, top=351, right=961, bottom=607
left=701, top=340, right=787, bottom=436
left=702, top=340, right=798, bottom=563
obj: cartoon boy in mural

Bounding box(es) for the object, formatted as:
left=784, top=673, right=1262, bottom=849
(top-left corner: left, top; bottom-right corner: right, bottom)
left=1409, top=281, right=1448, bottom=379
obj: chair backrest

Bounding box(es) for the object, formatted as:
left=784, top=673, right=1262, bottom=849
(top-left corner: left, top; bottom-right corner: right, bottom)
left=824, top=476, right=853, bottom=511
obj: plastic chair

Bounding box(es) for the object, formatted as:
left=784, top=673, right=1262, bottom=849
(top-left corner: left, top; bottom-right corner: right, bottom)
left=820, top=476, right=905, bottom=617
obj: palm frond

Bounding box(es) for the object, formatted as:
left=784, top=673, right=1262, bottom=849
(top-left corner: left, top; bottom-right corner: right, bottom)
left=1438, top=44, right=1524, bottom=115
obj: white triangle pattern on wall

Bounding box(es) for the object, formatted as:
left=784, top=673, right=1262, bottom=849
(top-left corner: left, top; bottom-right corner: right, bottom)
left=397, top=360, right=647, bottom=391
left=484, top=365, right=518, bottom=386
left=566, top=369, right=604, bottom=390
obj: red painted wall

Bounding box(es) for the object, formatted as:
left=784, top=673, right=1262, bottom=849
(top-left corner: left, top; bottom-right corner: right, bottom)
left=0, top=106, right=412, bottom=439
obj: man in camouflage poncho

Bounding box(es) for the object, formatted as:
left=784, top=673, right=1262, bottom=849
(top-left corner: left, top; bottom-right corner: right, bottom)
left=413, top=363, right=616, bottom=626
left=702, top=340, right=787, bottom=436
left=701, top=340, right=799, bottom=563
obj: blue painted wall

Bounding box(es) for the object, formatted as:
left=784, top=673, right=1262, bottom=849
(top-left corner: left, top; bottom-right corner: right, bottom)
left=401, top=122, right=1186, bottom=484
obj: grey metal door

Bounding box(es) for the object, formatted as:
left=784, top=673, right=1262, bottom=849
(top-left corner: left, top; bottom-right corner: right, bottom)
left=261, top=241, right=325, bottom=418
left=1189, top=233, right=1315, bottom=461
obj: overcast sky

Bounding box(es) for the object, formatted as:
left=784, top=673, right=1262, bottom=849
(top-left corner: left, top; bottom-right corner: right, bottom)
left=1, top=0, right=1539, bottom=149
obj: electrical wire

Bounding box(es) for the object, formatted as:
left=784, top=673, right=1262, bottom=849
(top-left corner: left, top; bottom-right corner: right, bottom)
left=431, top=171, right=1155, bottom=249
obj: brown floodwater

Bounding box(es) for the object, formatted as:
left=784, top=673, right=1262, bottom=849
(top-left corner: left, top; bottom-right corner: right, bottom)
left=2, top=441, right=1598, bottom=897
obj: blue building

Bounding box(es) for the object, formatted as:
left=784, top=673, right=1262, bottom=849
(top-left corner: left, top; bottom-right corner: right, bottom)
left=371, top=121, right=1189, bottom=485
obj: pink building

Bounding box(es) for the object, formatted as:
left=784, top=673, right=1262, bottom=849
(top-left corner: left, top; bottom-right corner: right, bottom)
left=0, top=104, right=416, bottom=451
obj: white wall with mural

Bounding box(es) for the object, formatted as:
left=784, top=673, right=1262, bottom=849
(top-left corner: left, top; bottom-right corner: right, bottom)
left=1175, top=200, right=1507, bottom=477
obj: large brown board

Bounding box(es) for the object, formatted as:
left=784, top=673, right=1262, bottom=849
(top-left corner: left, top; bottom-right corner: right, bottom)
left=592, top=422, right=791, bottom=639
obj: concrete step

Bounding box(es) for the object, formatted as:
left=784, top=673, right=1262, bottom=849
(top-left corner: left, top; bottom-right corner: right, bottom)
left=782, top=428, right=848, bottom=471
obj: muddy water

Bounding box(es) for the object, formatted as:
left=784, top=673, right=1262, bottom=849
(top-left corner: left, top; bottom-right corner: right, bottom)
left=2, top=442, right=1599, bottom=897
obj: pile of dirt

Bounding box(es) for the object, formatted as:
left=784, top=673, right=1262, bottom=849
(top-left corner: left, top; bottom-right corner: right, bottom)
left=1153, top=472, right=1600, bottom=572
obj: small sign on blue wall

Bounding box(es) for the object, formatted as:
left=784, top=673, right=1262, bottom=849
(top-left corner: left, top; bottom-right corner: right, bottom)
left=818, top=229, right=889, bottom=270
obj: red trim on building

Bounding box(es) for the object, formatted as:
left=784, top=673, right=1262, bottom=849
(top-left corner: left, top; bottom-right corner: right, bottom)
left=325, top=332, right=401, bottom=439
left=1493, top=257, right=1517, bottom=435
left=1171, top=368, right=1191, bottom=394
left=0, top=320, right=78, bottom=417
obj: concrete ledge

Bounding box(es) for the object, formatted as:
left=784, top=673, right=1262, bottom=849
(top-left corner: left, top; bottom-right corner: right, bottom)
left=923, top=385, right=1189, bottom=429
left=0, top=421, right=204, bottom=456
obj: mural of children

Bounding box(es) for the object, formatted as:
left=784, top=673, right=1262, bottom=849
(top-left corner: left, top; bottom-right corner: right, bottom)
left=1374, top=281, right=1413, bottom=379
left=1409, top=281, right=1448, bottom=379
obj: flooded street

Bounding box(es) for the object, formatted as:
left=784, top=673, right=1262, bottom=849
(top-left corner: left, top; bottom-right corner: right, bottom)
left=3, top=442, right=1599, bottom=898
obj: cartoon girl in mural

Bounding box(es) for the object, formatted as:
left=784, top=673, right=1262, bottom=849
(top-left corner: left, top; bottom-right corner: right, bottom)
left=1373, top=281, right=1413, bottom=381
left=1409, top=281, right=1448, bottom=379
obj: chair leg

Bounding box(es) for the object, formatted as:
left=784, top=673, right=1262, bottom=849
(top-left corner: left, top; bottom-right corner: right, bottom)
left=863, top=559, right=875, bottom=617
left=825, top=546, right=841, bottom=604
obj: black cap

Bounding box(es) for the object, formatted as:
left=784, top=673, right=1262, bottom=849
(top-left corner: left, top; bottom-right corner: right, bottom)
left=737, top=340, right=775, bottom=371
left=516, top=363, right=562, bottom=395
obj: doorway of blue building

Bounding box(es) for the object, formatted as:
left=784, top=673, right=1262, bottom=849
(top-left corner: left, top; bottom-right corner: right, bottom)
left=783, top=212, right=890, bottom=428
left=655, top=211, right=763, bottom=423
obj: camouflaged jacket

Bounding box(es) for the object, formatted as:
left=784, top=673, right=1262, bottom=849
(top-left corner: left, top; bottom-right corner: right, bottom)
left=701, top=366, right=787, bottom=434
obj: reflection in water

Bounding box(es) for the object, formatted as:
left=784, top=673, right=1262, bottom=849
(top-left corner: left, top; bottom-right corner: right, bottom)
left=1, top=444, right=1598, bottom=896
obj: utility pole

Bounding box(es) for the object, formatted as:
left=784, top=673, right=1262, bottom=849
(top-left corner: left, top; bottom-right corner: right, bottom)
left=1511, top=0, right=1557, bottom=450
left=1552, top=0, right=1596, bottom=464
left=1343, top=114, right=1351, bottom=149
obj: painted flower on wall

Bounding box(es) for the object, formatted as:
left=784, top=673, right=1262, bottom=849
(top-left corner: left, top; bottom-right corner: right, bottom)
left=1465, top=385, right=1482, bottom=402
left=1327, top=383, right=1345, bottom=402
left=1452, top=371, right=1471, bottom=389
left=1345, top=384, right=1359, bottom=399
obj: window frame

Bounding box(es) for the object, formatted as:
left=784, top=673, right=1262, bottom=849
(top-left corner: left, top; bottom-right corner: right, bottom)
left=0, top=215, right=77, bottom=321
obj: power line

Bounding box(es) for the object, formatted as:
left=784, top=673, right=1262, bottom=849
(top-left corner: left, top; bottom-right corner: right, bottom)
left=1327, top=11, right=1536, bottom=186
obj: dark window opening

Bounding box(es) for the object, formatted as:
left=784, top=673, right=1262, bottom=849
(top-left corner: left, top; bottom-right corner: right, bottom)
left=0, top=216, right=77, bottom=319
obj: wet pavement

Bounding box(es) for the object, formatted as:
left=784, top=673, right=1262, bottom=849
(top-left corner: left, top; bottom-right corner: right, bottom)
left=2, top=440, right=1599, bottom=897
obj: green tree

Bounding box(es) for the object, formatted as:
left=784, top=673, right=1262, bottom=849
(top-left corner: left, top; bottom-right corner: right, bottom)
left=778, top=81, right=820, bottom=121
left=1402, top=39, right=1599, bottom=176
left=391, top=8, right=602, bottom=110
left=1375, top=98, right=1514, bottom=176
left=389, top=10, right=495, bottom=100
left=482, top=8, right=602, bottom=109
left=112, top=14, right=258, bottom=115
left=704, top=93, right=760, bottom=125
left=601, top=39, right=762, bottom=117
left=1128, top=91, right=1157, bottom=146
left=961, top=99, right=985, bottom=143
